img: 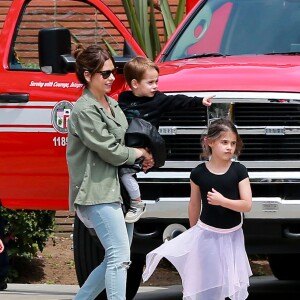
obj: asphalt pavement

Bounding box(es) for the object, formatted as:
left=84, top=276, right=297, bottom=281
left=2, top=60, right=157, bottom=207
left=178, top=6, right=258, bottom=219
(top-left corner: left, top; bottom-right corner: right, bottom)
left=0, top=284, right=183, bottom=300
left=2, top=276, right=300, bottom=299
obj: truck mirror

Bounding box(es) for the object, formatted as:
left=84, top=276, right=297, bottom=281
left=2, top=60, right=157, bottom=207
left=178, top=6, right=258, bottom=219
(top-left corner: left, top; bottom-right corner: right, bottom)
left=61, top=54, right=76, bottom=73
left=38, top=28, right=75, bottom=74
left=123, top=40, right=136, bottom=57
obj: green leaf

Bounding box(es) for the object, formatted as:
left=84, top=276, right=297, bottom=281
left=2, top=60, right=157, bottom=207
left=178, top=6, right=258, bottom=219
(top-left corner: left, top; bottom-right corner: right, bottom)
left=122, top=0, right=186, bottom=59
left=175, top=0, right=186, bottom=27
left=138, top=0, right=152, bottom=59
left=159, top=0, right=176, bottom=38
left=103, top=39, right=117, bottom=55
left=122, top=0, right=136, bottom=37
left=122, top=0, right=146, bottom=52
left=149, top=1, right=161, bottom=59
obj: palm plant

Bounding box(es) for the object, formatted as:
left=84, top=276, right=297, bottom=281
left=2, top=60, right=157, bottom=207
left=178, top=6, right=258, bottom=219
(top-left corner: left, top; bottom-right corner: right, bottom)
left=122, top=0, right=186, bottom=60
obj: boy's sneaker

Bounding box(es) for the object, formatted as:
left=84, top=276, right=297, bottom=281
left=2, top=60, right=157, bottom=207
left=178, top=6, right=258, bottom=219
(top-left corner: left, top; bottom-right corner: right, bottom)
left=125, top=202, right=146, bottom=223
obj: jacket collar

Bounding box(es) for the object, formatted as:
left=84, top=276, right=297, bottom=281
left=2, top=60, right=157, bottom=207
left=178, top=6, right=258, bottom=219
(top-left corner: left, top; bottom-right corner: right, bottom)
left=82, top=88, right=121, bottom=123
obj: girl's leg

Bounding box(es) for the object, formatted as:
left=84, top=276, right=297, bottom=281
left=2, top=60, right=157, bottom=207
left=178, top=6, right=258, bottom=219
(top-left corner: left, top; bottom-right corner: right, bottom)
left=74, top=203, right=131, bottom=300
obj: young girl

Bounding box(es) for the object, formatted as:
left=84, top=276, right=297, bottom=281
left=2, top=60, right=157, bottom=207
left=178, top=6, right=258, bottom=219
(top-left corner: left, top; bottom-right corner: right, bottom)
left=142, top=118, right=253, bottom=300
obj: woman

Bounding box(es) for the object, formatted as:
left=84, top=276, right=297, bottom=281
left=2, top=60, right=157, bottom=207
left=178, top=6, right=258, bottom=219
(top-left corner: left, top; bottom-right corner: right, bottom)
left=67, top=45, right=153, bottom=300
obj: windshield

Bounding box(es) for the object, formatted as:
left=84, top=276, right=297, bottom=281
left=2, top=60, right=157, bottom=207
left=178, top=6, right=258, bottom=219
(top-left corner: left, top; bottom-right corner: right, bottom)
left=163, top=0, right=300, bottom=61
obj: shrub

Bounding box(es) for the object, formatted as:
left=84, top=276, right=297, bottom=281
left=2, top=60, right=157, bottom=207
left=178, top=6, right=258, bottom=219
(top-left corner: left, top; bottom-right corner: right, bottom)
left=0, top=206, right=55, bottom=281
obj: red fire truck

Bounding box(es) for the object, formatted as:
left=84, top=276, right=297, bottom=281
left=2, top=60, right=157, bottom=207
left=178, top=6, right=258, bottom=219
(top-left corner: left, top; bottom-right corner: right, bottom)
left=1, top=0, right=300, bottom=299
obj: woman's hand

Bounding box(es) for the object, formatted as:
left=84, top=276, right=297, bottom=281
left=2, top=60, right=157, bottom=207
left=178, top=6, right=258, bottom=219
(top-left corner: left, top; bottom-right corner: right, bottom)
left=134, top=147, right=155, bottom=171
left=140, top=148, right=155, bottom=171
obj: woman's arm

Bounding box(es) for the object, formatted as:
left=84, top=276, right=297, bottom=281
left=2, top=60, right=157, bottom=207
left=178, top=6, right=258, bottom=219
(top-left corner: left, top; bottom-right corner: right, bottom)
left=188, top=180, right=202, bottom=227
left=71, top=107, right=141, bottom=166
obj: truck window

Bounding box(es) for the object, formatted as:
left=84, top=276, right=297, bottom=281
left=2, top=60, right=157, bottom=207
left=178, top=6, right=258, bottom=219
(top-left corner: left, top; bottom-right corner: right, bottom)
left=186, top=2, right=232, bottom=55
left=9, top=0, right=125, bottom=70
left=165, top=0, right=300, bottom=61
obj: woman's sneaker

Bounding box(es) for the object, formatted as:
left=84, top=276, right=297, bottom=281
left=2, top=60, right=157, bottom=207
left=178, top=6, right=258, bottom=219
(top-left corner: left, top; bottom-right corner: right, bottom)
left=125, top=201, right=146, bottom=223
left=0, top=279, right=7, bottom=291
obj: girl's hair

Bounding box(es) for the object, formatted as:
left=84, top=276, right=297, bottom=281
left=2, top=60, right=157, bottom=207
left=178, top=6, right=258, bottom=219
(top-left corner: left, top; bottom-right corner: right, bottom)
left=123, top=56, right=159, bottom=88
left=73, top=44, right=115, bottom=85
left=200, top=118, right=243, bottom=160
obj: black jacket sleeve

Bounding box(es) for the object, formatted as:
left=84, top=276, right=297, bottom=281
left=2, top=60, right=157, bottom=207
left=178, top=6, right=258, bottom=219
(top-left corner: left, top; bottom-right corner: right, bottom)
left=156, top=91, right=204, bottom=113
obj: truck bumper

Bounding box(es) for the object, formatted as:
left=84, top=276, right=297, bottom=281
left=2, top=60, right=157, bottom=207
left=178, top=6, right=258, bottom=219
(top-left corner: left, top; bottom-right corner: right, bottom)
left=132, top=170, right=300, bottom=255
left=137, top=170, right=300, bottom=219
left=141, top=197, right=300, bottom=220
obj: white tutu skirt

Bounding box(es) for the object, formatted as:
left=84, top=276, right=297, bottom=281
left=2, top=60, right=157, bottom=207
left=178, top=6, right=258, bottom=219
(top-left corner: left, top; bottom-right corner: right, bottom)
left=142, top=220, right=252, bottom=300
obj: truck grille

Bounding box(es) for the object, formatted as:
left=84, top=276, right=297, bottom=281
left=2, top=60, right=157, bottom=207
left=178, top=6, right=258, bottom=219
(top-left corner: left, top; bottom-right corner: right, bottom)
left=159, top=102, right=300, bottom=161
left=240, top=135, right=300, bottom=160
left=163, top=135, right=202, bottom=160
left=234, top=103, right=300, bottom=126
left=160, top=107, right=207, bottom=126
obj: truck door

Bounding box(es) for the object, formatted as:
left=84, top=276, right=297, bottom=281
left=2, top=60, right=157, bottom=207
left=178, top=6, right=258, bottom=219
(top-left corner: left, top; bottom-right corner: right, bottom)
left=0, top=0, right=145, bottom=210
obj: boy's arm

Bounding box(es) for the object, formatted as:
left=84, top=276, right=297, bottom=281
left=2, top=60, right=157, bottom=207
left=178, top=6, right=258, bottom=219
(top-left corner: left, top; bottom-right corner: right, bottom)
left=202, top=95, right=214, bottom=107
left=158, top=91, right=213, bottom=113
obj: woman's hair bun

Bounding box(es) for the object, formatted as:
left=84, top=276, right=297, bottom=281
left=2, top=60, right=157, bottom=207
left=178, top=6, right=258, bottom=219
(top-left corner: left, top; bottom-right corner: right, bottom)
left=73, top=44, right=85, bottom=59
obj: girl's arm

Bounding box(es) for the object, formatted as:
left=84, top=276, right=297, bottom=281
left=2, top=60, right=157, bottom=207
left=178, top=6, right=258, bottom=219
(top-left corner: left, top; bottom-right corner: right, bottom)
left=207, top=177, right=252, bottom=212
left=188, top=180, right=202, bottom=227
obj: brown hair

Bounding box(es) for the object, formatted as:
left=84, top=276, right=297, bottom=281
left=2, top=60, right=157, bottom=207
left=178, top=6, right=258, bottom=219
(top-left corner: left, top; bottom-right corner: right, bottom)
left=123, top=56, right=159, bottom=88
left=74, top=44, right=115, bottom=85
left=201, top=118, right=243, bottom=160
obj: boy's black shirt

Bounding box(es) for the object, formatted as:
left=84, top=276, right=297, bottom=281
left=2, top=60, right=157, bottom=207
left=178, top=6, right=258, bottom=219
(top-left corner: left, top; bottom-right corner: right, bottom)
left=118, top=91, right=204, bottom=129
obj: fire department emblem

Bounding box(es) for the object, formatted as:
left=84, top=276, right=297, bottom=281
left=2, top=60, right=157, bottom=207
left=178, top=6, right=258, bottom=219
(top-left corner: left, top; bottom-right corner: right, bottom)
left=51, top=100, right=74, bottom=133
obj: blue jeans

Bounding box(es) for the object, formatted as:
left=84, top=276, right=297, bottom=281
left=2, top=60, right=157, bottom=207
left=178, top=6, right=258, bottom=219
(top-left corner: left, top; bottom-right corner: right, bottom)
left=74, top=203, right=134, bottom=300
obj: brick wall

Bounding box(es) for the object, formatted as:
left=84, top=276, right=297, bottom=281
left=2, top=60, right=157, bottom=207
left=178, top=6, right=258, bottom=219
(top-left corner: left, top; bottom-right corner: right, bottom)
left=0, top=1, right=10, bottom=32
left=0, top=0, right=182, bottom=36
left=1, top=0, right=183, bottom=65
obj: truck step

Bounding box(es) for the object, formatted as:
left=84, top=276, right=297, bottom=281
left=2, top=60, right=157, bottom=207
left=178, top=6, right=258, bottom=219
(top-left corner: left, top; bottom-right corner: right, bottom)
left=54, top=210, right=75, bottom=238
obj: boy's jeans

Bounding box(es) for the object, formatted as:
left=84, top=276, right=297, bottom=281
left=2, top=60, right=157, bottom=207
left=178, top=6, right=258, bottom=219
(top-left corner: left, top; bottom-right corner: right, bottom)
left=74, top=202, right=134, bottom=300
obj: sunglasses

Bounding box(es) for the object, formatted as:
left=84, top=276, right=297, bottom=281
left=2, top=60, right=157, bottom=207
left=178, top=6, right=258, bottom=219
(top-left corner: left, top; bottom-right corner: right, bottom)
left=97, top=68, right=117, bottom=79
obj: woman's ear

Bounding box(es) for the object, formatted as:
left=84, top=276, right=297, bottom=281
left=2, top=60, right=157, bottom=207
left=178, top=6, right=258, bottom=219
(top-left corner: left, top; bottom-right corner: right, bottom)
left=84, top=71, right=91, bottom=83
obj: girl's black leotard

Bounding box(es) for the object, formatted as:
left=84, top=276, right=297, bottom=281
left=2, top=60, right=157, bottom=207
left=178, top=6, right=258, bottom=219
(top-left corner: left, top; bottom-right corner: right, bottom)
left=190, top=161, right=249, bottom=229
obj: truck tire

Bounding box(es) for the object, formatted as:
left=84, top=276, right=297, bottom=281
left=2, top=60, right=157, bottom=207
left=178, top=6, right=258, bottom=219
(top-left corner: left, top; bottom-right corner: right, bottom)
left=268, top=254, right=300, bottom=280
left=73, top=214, right=145, bottom=300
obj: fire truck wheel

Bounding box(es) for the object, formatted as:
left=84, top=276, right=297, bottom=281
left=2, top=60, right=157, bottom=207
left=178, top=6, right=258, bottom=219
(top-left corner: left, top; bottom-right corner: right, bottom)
left=73, top=214, right=145, bottom=300
left=268, top=254, right=300, bottom=280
